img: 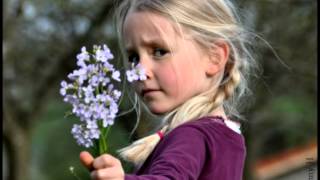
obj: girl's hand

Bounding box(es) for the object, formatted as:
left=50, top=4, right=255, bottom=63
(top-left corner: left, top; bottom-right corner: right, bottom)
left=79, top=151, right=125, bottom=180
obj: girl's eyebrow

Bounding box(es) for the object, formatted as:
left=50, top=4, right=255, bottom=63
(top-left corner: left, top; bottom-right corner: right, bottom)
left=125, top=38, right=167, bottom=53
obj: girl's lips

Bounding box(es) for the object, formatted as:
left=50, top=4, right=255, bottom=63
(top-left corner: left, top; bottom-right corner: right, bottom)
left=141, top=89, right=160, bottom=97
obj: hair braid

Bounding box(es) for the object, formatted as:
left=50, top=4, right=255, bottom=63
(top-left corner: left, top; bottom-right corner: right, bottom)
left=118, top=125, right=169, bottom=167
left=212, top=60, right=242, bottom=114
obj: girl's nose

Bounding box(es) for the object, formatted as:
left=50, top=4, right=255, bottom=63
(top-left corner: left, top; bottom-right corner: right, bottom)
left=139, top=55, right=153, bottom=79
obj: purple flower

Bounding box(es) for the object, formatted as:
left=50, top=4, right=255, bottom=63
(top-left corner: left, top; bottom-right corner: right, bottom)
left=86, top=120, right=98, bottom=129
left=61, top=44, right=147, bottom=150
left=63, top=94, right=78, bottom=104
left=103, top=118, right=114, bottom=127
left=136, top=64, right=147, bottom=81
left=112, top=71, right=121, bottom=82
left=95, top=45, right=114, bottom=63
left=60, top=81, right=68, bottom=96
left=89, top=75, right=100, bottom=87
left=68, top=68, right=88, bottom=85
left=103, top=61, right=114, bottom=72
left=71, top=124, right=98, bottom=148
left=112, top=90, right=121, bottom=100
left=76, top=47, right=90, bottom=68
left=126, top=63, right=147, bottom=82
left=126, top=70, right=138, bottom=82
left=61, top=44, right=124, bottom=149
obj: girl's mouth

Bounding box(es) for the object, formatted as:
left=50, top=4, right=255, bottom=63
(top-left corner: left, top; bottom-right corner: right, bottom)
left=141, top=89, right=160, bottom=97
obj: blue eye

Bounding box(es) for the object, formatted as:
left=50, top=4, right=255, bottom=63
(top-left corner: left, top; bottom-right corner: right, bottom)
left=154, top=48, right=168, bottom=57
left=128, top=53, right=139, bottom=64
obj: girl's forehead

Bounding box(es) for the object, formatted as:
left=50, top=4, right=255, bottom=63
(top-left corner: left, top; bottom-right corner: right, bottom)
left=124, top=11, right=176, bottom=31
left=123, top=11, right=183, bottom=46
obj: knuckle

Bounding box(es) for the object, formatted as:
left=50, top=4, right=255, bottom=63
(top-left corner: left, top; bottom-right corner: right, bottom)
left=115, top=159, right=121, bottom=165
left=101, top=154, right=111, bottom=162
left=92, top=159, right=100, bottom=169
left=95, top=170, right=104, bottom=179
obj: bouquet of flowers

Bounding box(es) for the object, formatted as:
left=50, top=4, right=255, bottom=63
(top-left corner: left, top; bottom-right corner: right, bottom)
left=60, top=44, right=146, bottom=156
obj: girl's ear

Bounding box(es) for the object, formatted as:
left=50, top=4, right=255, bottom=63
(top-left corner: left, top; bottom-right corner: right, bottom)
left=206, top=41, right=229, bottom=76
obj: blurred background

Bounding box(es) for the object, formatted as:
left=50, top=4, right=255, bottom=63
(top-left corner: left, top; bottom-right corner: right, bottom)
left=3, top=0, right=317, bottom=180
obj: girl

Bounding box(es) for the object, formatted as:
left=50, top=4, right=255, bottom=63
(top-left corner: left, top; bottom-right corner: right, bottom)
left=80, top=0, right=257, bottom=179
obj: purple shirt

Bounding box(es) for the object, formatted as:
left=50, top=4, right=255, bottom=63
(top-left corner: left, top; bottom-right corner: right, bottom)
left=125, top=116, right=246, bottom=180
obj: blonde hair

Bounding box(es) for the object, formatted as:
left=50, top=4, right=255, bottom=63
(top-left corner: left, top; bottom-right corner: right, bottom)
left=115, top=0, right=258, bottom=167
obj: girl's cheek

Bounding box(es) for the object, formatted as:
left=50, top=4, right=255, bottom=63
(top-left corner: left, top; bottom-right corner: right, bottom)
left=157, top=67, right=179, bottom=93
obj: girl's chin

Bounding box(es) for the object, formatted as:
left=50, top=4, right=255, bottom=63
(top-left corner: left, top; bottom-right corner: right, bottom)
left=149, top=108, right=168, bottom=115
left=146, top=104, right=171, bottom=115
left=150, top=110, right=167, bottom=116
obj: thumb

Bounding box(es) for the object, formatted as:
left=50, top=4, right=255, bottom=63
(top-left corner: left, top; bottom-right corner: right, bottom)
left=79, top=151, right=94, bottom=171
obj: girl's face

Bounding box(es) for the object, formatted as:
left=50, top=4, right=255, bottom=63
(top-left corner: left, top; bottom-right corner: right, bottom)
left=123, top=11, right=213, bottom=114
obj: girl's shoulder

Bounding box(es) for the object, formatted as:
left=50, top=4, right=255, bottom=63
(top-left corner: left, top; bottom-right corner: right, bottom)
left=167, top=116, right=245, bottom=147
left=178, top=116, right=241, bottom=133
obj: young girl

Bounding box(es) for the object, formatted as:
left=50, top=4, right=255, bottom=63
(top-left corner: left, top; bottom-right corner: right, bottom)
left=80, top=0, right=257, bottom=179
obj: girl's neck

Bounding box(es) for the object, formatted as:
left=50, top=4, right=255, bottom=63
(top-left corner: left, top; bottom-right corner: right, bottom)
left=210, top=106, right=241, bottom=126
left=209, top=106, right=228, bottom=120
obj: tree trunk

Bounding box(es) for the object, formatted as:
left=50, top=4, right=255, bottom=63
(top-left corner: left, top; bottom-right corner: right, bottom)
left=4, top=112, right=31, bottom=180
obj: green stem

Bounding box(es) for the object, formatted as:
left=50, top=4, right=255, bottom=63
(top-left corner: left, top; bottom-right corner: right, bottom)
left=98, top=122, right=112, bottom=155
left=99, top=137, right=104, bottom=155
left=105, top=126, right=111, bottom=139
left=95, top=87, right=100, bottom=95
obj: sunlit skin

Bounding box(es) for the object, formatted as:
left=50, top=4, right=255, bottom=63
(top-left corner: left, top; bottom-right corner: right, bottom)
left=80, top=11, right=229, bottom=180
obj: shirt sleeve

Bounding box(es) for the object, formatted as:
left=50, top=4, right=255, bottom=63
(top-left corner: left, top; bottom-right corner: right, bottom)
left=125, top=125, right=207, bottom=180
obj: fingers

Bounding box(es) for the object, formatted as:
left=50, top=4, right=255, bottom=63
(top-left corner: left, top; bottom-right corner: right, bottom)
left=92, top=154, right=121, bottom=169
left=81, top=153, right=125, bottom=180
left=91, top=167, right=121, bottom=180
left=79, top=151, right=94, bottom=171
